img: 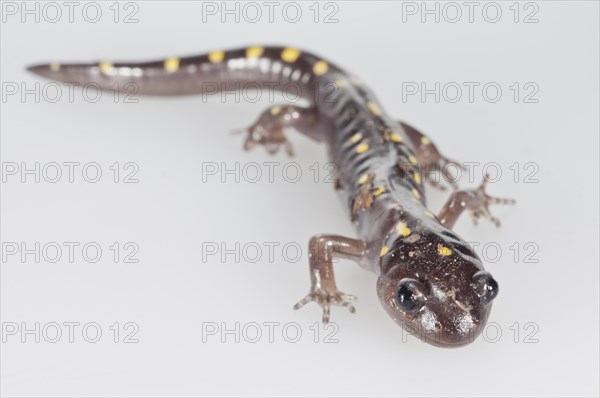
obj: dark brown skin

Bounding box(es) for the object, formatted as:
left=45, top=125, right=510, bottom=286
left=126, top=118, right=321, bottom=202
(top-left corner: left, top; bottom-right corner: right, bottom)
left=27, top=46, right=514, bottom=347
left=376, top=206, right=499, bottom=347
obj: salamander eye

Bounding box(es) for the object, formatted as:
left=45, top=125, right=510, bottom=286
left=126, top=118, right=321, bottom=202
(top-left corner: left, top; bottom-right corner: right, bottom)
left=395, top=278, right=427, bottom=311
left=472, top=271, right=499, bottom=304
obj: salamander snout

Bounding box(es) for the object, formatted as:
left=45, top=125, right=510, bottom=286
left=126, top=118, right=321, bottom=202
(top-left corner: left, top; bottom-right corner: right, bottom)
left=377, top=268, right=499, bottom=348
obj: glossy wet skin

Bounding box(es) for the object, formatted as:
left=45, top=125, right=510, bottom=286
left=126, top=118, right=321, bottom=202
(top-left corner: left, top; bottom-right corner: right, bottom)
left=377, top=231, right=499, bottom=347
left=27, top=46, right=512, bottom=347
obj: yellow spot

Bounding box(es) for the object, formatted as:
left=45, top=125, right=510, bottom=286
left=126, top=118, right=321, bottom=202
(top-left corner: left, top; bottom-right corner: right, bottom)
left=412, top=188, right=421, bottom=199
left=424, top=210, right=435, bottom=218
left=49, top=62, right=60, bottom=72
left=380, top=246, right=389, bottom=257
left=350, top=132, right=363, bottom=143
left=358, top=174, right=368, bottom=185
left=270, top=106, right=281, bottom=116
left=164, top=57, right=180, bottom=72
left=438, top=244, right=453, bottom=256
left=356, top=143, right=369, bottom=154
left=312, top=60, right=329, bottom=76
left=414, top=172, right=422, bottom=184
left=390, top=133, right=403, bottom=142
left=421, top=136, right=431, bottom=145
left=281, top=48, right=301, bottom=63
left=98, top=62, right=114, bottom=75
left=373, top=187, right=385, bottom=196
left=246, top=47, right=264, bottom=59
left=334, top=80, right=347, bottom=88
left=367, top=101, right=382, bottom=116
left=408, top=155, right=418, bottom=166
left=208, top=50, right=225, bottom=63
left=396, top=222, right=411, bottom=237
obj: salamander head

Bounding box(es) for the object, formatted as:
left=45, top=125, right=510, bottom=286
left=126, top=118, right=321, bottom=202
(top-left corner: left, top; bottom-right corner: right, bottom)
left=376, top=232, right=498, bottom=347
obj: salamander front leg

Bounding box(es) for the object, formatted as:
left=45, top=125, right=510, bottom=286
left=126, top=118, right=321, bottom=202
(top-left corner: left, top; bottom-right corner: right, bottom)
left=438, top=175, right=516, bottom=229
left=294, top=234, right=366, bottom=323
left=399, top=121, right=465, bottom=190
left=234, top=105, right=318, bottom=156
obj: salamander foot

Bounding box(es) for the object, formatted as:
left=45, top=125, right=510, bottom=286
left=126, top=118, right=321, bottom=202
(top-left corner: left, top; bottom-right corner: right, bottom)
left=233, top=105, right=318, bottom=156
left=468, top=175, right=516, bottom=227
left=294, top=288, right=357, bottom=324
left=438, top=174, right=516, bottom=229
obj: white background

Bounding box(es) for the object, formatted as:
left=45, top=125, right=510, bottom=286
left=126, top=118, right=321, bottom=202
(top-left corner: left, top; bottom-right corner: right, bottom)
left=1, top=1, right=599, bottom=397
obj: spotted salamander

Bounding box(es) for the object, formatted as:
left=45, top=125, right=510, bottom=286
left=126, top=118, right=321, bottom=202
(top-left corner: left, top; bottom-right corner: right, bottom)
left=28, top=46, right=515, bottom=347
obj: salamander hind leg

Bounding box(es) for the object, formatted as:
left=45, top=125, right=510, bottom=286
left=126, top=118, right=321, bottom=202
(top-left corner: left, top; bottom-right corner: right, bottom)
left=294, top=235, right=366, bottom=323
left=437, top=175, right=516, bottom=229
left=399, top=121, right=466, bottom=190
left=234, top=105, right=318, bottom=156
